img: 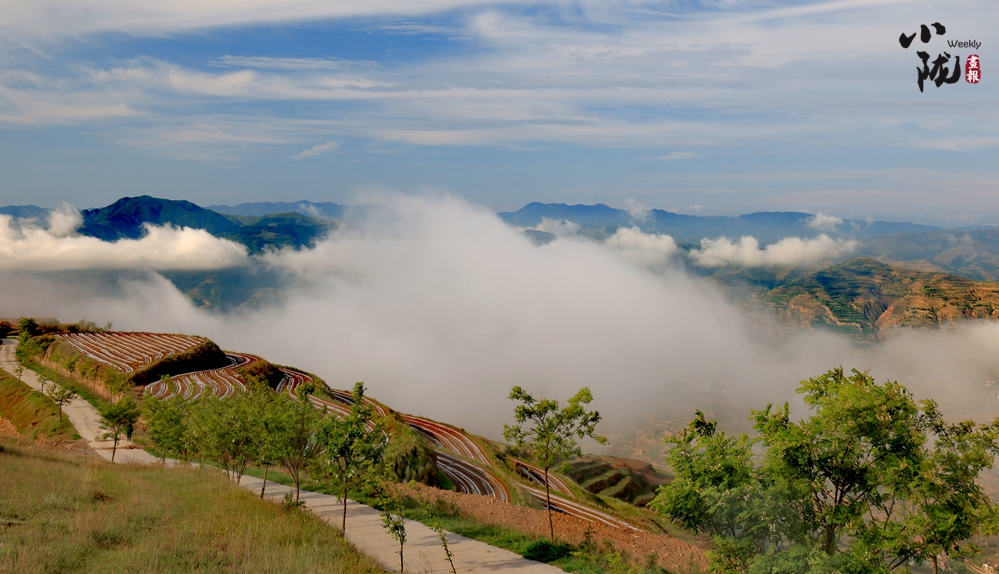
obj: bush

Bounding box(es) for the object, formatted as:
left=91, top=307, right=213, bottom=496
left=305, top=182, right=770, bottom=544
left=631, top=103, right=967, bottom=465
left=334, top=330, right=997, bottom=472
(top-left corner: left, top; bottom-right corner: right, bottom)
left=129, top=339, right=229, bottom=385
left=521, top=539, right=574, bottom=563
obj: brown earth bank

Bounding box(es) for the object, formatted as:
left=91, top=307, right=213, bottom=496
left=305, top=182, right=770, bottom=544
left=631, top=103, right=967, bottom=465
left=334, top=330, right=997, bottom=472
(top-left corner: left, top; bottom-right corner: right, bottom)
left=393, top=483, right=708, bottom=571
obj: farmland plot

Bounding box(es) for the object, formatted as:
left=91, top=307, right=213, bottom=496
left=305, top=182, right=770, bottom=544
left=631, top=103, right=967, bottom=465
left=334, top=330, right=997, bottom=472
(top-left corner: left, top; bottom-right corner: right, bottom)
left=57, top=332, right=203, bottom=372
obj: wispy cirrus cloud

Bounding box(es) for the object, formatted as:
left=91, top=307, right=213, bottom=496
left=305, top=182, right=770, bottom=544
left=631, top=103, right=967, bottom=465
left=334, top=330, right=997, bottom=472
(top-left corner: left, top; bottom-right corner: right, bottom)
left=293, top=141, right=340, bottom=159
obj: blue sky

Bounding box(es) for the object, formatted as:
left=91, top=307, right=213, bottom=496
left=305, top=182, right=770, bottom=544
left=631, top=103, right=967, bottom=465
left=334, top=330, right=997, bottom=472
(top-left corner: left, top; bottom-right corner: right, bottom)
left=0, top=0, right=995, bottom=224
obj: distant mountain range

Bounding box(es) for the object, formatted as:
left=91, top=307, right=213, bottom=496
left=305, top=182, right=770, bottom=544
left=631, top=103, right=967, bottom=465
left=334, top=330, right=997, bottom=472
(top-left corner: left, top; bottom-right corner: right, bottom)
left=9, top=196, right=999, bottom=327
left=498, top=202, right=938, bottom=244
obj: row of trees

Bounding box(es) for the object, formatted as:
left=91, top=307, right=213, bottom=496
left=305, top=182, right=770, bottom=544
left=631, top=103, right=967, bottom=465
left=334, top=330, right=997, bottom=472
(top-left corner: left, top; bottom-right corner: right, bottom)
left=651, top=368, right=999, bottom=574
left=144, top=380, right=385, bottom=531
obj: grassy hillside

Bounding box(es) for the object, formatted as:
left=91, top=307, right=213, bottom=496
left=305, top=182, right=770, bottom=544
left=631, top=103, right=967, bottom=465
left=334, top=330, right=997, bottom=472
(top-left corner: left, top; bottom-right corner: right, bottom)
left=752, top=257, right=999, bottom=340
left=0, top=434, right=385, bottom=574
left=0, top=369, right=79, bottom=443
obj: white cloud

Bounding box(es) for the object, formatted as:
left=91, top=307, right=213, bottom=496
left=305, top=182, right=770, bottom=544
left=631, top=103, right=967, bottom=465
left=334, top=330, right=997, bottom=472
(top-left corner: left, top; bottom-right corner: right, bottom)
left=533, top=217, right=580, bottom=237
left=806, top=213, right=843, bottom=232
left=46, top=203, right=82, bottom=237
left=603, top=226, right=677, bottom=267
left=5, top=195, right=999, bottom=444
left=690, top=234, right=857, bottom=267
left=292, top=141, right=340, bottom=159
left=622, top=198, right=652, bottom=222
left=647, top=151, right=699, bottom=161
left=0, top=215, right=248, bottom=271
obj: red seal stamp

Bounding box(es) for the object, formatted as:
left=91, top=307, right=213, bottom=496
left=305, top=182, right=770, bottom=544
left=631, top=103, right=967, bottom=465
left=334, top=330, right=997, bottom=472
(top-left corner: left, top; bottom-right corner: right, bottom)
left=966, top=54, right=981, bottom=84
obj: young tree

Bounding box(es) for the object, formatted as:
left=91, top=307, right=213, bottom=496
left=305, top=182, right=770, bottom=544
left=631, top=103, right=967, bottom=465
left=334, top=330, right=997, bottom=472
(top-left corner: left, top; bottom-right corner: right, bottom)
left=45, top=385, right=77, bottom=422
left=503, top=386, right=606, bottom=541
left=12, top=364, right=23, bottom=383
left=185, top=394, right=259, bottom=482
left=430, top=519, right=458, bottom=574
left=143, top=388, right=189, bottom=463
left=104, top=371, right=132, bottom=401
left=314, top=382, right=386, bottom=530
left=248, top=382, right=281, bottom=498
left=275, top=385, right=324, bottom=501
left=381, top=505, right=407, bottom=572
left=98, top=397, right=140, bottom=462
left=37, top=375, right=49, bottom=395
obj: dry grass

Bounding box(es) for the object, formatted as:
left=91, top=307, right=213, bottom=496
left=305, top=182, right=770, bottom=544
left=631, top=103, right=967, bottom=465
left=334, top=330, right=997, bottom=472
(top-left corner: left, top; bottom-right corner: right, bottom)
left=0, top=435, right=386, bottom=574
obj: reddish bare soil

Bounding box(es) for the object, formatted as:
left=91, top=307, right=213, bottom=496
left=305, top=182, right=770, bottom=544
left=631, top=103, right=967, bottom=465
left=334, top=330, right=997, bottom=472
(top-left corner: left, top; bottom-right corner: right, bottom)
left=396, top=483, right=707, bottom=571
left=0, top=416, right=18, bottom=435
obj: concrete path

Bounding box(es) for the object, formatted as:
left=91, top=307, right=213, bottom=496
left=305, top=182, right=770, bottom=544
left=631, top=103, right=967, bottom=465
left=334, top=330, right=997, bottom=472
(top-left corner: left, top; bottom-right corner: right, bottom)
left=0, top=339, right=561, bottom=573
left=241, top=475, right=561, bottom=573
left=0, top=339, right=157, bottom=464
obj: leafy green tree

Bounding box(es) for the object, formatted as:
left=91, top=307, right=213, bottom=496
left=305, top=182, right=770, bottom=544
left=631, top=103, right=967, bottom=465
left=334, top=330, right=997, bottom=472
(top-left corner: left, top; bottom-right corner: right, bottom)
left=314, top=382, right=386, bottom=530
left=98, top=397, right=140, bottom=462
left=17, top=317, right=39, bottom=339
left=248, top=382, right=282, bottom=498
left=12, top=364, right=23, bottom=383
left=651, top=411, right=802, bottom=572
left=655, top=368, right=999, bottom=573
left=143, top=381, right=189, bottom=462
left=503, top=386, right=606, bottom=541
left=274, top=385, right=324, bottom=501
left=186, top=394, right=259, bottom=483
left=45, top=385, right=77, bottom=422
left=852, top=407, right=999, bottom=573
left=753, top=368, right=928, bottom=557
left=104, top=370, right=132, bottom=401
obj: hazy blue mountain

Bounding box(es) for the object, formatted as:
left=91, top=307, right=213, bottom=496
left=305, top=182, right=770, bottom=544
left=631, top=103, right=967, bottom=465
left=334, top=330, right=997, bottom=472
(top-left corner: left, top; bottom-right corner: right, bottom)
left=498, top=203, right=939, bottom=244
left=79, top=196, right=241, bottom=241
left=208, top=200, right=344, bottom=220
left=220, top=212, right=336, bottom=255
left=0, top=205, right=50, bottom=220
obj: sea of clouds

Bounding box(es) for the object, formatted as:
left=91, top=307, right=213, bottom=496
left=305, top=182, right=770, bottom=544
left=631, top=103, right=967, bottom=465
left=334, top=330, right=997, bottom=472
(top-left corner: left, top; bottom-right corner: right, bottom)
left=3, top=194, right=998, bottom=451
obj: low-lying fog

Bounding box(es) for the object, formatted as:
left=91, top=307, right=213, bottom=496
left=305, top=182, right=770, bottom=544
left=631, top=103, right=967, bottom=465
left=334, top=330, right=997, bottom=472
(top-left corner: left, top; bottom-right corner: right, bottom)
left=3, top=195, right=999, bottom=456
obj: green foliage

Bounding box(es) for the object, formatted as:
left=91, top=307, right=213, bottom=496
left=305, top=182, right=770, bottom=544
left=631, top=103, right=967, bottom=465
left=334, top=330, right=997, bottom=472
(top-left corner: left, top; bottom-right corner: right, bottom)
left=17, top=317, right=40, bottom=338
left=504, top=385, right=606, bottom=541
left=143, top=386, right=190, bottom=462
left=98, top=397, right=141, bottom=462
left=383, top=419, right=439, bottom=486
left=236, top=360, right=285, bottom=389
left=44, top=384, right=77, bottom=422
left=313, top=382, right=386, bottom=530
left=653, top=367, right=999, bottom=573
left=129, top=339, right=229, bottom=385
left=273, top=387, right=324, bottom=502
left=15, top=334, right=55, bottom=361
left=380, top=502, right=408, bottom=572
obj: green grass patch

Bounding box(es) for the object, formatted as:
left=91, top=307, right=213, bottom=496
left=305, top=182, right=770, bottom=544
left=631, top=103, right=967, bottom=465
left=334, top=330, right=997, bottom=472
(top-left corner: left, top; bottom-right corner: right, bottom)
left=19, top=358, right=110, bottom=411
left=0, top=434, right=385, bottom=574
left=0, top=369, right=78, bottom=441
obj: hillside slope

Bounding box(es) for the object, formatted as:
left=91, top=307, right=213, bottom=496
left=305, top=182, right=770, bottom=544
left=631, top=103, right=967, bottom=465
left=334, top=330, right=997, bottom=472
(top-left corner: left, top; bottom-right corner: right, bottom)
left=753, top=257, right=999, bottom=339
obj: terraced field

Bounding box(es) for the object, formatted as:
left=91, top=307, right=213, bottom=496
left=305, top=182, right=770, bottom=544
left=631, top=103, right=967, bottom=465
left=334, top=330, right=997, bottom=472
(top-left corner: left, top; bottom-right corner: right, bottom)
left=57, top=332, right=203, bottom=372
left=108, top=333, right=641, bottom=530
left=145, top=353, right=257, bottom=400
